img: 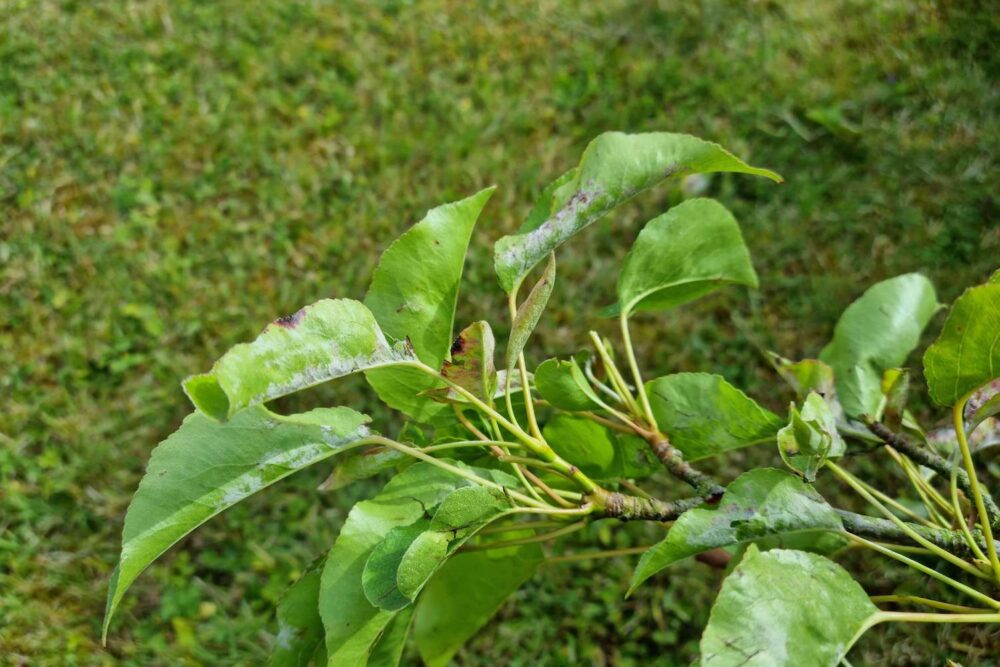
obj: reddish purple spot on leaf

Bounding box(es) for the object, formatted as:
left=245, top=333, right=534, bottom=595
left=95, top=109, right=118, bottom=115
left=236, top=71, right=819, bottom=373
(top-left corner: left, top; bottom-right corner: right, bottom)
left=274, top=308, right=306, bottom=328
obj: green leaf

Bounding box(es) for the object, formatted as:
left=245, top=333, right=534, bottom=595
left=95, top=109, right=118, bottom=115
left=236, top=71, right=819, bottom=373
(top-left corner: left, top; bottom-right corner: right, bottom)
left=440, top=321, right=497, bottom=400
left=777, top=392, right=845, bottom=481
left=362, top=518, right=434, bottom=611
left=270, top=564, right=324, bottom=667
left=367, top=606, right=414, bottom=667
left=880, top=367, right=910, bottom=430
left=413, top=544, right=543, bottom=667
left=630, top=468, right=843, bottom=593
left=363, top=189, right=494, bottom=421
left=924, top=282, right=1000, bottom=406
left=104, top=406, right=371, bottom=639
left=318, top=463, right=470, bottom=667
left=505, top=253, right=556, bottom=371
left=493, top=132, right=781, bottom=293
left=388, top=486, right=514, bottom=606
left=700, top=547, right=878, bottom=667
left=819, top=273, right=938, bottom=419
left=183, top=299, right=414, bottom=421
left=966, top=380, right=1000, bottom=431
left=542, top=413, right=617, bottom=477
left=767, top=353, right=837, bottom=402
left=533, top=357, right=601, bottom=411
left=646, top=373, right=783, bottom=461
left=365, top=188, right=495, bottom=367
left=613, top=198, right=757, bottom=316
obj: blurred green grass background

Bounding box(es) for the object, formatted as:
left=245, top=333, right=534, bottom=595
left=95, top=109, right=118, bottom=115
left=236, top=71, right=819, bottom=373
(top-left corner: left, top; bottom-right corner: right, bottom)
left=1, top=0, right=997, bottom=664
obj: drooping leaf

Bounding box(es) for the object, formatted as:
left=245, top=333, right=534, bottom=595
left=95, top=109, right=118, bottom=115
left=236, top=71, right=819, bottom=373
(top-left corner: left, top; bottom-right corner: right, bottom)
left=777, top=392, right=845, bottom=481
left=923, top=281, right=1000, bottom=407
left=493, top=132, right=781, bottom=293
left=364, top=188, right=495, bottom=367
left=439, top=321, right=497, bottom=400
left=392, top=486, right=515, bottom=604
left=700, top=547, right=878, bottom=667
left=318, top=463, right=471, bottom=667
left=646, top=373, right=783, bottom=461
left=505, top=253, right=556, bottom=371
left=613, top=198, right=758, bottom=316
left=413, top=544, right=543, bottom=667
left=270, top=564, right=325, bottom=667
left=819, top=273, right=938, bottom=419
left=363, top=189, right=495, bottom=421
left=533, top=357, right=602, bottom=411
left=629, top=469, right=843, bottom=593
left=104, top=406, right=372, bottom=639
left=183, top=299, right=414, bottom=421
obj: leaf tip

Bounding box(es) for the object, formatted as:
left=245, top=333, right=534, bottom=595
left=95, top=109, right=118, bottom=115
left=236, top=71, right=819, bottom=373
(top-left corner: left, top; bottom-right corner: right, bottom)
left=182, top=373, right=230, bottom=421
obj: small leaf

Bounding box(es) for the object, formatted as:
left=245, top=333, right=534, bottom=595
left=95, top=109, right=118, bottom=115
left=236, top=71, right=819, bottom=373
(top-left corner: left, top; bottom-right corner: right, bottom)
left=440, top=321, right=497, bottom=400
left=184, top=299, right=415, bottom=421
left=534, top=357, right=602, bottom=411
left=614, top=198, right=758, bottom=316
left=493, top=132, right=781, bottom=293
left=880, top=367, right=910, bottom=430
left=923, top=281, right=1000, bottom=406
left=819, top=273, right=938, bottom=419
left=413, top=544, right=543, bottom=667
left=767, top=353, right=837, bottom=402
left=630, top=468, right=843, bottom=593
left=104, top=406, right=371, bottom=638
left=777, top=392, right=845, bottom=481
left=270, top=564, right=324, bottom=667
left=318, top=447, right=410, bottom=492
left=646, top=373, right=783, bottom=461
left=395, top=486, right=514, bottom=602
left=319, top=463, right=471, bottom=666
left=700, top=547, right=878, bottom=667
left=505, top=253, right=556, bottom=371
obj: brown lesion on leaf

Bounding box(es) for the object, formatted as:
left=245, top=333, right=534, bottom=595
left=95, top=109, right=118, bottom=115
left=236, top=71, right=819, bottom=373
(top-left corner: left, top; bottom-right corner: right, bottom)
left=273, top=307, right=307, bottom=329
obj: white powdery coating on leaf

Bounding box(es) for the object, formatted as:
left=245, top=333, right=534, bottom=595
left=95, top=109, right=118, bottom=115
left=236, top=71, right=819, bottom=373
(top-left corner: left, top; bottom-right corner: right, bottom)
left=275, top=620, right=296, bottom=650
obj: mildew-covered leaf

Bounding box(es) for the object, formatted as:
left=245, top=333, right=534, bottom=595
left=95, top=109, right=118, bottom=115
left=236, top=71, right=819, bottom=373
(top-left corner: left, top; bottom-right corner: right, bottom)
left=646, top=373, right=783, bottom=461
left=630, top=469, right=843, bottom=593
left=700, top=547, right=878, bottom=667
left=413, top=544, right=543, bottom=667
left=493, top=132, right=780, bottom=293
left=923, top=281, right=1000, bottom=407
left=318, top=463, right=471, bottom=667
left=270, top=563, right=324, bottom=667
left=613, top=198, right=758, bottom=316
left=505, top=253, right=556, bottom=371
left=533, top=356, right=602, bottom=411
left=361, top=486, right=515, bottom=611
left=184, top=299, right=415, bottom=421
left=966, top=379, right=1000, bottom=431
left=777, top=392, right=845, bottom=481
left=104, top=406, right=371, bottom=639
left=819, top=273, right=938, bottom=419
left=440, top=321, right=497, bottom=400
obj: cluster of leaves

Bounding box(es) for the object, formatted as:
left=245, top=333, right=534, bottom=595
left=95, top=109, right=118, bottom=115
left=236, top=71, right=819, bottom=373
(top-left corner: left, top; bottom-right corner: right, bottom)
left=106, top=132, right=1000, bottom=665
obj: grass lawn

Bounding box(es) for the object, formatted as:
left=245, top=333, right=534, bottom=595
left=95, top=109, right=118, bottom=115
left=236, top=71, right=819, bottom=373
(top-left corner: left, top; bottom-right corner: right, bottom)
left=2, top=1, right=997, bottom=664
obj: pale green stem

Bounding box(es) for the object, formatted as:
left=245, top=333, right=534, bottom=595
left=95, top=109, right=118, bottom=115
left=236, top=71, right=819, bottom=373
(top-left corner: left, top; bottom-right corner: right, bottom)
left=953, top=398, right=1000, bottom=585
left=619, top=313, right=657, bottom=429
left=888, top=447, right=953, bottom=526
left=507, top=292, right=545, bottom=441
left=463, top=521, right=586, bottom=551
left=584, top=358, right=626, bottom=405
left=588, top=331, right=642, bottom=416
left=845, top=533, right=1000, bottom=609
left=419, top=440, right=526, bottom=453
left=828, top=462, right=988, bottom=580
left=950, top=465, right=989, bottom=563
left=545, top=546, right=649, bottom=565
left=853, top=475, right=938, bottom=529
left=874, top=611, right=1000, bottom=624
left=870, top=595, right=993, bottom=614
left=365, top=435, right=550, bottom=509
